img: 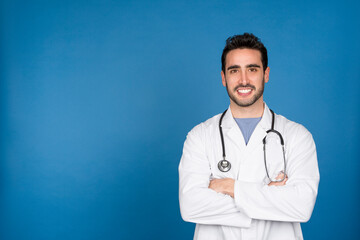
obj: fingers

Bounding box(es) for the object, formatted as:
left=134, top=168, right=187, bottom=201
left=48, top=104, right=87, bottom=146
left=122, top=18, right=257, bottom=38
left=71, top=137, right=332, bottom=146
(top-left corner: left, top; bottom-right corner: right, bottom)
left=208, top=179, right=220, bottom=190
left=268, top=180, right=287, bottom=186
left=275, top=172, right=286, bottom=181
left=268, top=172, right=288, bottom=186
left=208, top=178, right=235, bottom=197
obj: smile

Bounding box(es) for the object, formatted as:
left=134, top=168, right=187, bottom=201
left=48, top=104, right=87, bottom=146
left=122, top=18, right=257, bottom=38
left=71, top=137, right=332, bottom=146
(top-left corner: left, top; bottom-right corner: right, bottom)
left=237, top=89, right=252, bottom=94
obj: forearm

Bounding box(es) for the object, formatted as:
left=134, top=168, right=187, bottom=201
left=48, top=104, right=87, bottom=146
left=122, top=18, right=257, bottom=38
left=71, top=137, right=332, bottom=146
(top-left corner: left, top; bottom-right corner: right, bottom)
left=230, top=124, right=321, bottom=222
left=179, top=171, right=251, bottom=228
left=208, top=172, right=287, bottom=198
left=234, top=178, right=319, bottom=222
left=179, top=128, right=252, bottom=228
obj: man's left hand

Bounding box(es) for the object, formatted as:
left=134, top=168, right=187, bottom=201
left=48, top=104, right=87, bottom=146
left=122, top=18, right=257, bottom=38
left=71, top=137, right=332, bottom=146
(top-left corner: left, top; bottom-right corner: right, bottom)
left=209, top=178, right=235, bottom=198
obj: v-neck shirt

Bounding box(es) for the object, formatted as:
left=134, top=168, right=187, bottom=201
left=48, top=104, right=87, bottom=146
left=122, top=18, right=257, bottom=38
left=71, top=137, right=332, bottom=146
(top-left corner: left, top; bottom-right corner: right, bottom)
left=234, top=117, right=262, bottom=145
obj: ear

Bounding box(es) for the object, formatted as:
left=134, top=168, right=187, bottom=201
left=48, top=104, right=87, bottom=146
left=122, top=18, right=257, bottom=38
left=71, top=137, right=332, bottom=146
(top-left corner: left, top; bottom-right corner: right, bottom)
left=264, top=67, right=270, bottom=83
left=221, top=71, right=226, bottom=87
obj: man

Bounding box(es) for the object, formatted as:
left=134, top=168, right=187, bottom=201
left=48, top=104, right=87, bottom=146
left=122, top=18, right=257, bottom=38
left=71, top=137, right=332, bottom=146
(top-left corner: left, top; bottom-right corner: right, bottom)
left=178, top=33, right=319, bottom=240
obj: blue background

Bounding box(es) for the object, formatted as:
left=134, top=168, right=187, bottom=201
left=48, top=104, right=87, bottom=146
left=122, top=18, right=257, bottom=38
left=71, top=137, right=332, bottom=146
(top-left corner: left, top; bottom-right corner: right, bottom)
left=1, top=0, right=359, bottom=239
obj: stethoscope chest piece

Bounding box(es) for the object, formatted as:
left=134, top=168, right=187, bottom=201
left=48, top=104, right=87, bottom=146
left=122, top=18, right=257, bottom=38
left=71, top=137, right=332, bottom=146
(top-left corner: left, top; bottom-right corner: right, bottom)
left=217, top=108, right=286, bottom=181
left=218, top=159, right=231, bottom=172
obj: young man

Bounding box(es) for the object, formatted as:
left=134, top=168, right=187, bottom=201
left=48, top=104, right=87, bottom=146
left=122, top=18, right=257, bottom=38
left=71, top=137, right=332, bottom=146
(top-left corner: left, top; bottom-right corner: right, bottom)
left=178, top=33, right=319, bottom=240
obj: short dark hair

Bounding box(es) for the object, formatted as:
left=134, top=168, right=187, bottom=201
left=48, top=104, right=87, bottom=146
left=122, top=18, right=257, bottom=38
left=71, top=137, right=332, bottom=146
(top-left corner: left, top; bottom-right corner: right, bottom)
left=221, top=33, right=268, bottom=73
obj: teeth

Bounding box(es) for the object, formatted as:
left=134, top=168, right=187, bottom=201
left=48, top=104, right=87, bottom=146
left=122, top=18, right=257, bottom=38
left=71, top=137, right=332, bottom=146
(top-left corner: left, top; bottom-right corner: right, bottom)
left=237, top=89, right=251, bottom=93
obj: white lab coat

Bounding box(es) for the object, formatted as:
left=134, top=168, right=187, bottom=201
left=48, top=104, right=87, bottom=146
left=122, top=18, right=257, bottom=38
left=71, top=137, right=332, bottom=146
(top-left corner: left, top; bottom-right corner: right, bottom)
left=179, top=104, right=320, bottom=240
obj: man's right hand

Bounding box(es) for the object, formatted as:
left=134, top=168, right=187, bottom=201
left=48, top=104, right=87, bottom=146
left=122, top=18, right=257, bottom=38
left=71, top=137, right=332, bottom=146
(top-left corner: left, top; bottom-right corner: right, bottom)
left=268, top=172, right=288, bottom=186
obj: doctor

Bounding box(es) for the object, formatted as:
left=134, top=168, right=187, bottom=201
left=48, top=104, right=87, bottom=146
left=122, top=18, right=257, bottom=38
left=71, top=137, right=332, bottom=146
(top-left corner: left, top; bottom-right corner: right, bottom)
left=178, top=33, right=319, bottom=240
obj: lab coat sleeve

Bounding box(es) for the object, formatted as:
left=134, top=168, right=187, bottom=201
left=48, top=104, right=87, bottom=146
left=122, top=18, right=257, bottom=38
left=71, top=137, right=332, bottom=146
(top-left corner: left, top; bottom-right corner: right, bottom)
left=179, top=124, right=252, bottom=228
left=234, top=125, right=320, bottom=222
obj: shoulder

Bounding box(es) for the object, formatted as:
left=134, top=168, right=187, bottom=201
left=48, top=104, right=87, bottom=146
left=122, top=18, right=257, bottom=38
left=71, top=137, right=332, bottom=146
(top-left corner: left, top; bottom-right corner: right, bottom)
left=275, top=113, right=314, bottom=143
left=187, top=112, right=222, bottom=137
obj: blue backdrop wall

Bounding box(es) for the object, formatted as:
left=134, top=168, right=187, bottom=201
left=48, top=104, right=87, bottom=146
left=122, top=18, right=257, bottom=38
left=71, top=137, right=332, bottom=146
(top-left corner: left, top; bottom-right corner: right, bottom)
left=1, top=0, right=359, bottom=239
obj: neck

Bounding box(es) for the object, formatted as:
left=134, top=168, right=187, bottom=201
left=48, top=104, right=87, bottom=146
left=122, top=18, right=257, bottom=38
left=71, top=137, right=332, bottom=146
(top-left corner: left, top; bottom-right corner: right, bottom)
left=230, top=98, right=265, bottom=118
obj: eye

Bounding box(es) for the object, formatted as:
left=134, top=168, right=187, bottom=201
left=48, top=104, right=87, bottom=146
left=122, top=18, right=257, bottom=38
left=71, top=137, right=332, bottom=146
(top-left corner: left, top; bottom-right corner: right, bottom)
left=229, top=69, right=238, bottom=74
left=248, top=68, right=258, bottom=72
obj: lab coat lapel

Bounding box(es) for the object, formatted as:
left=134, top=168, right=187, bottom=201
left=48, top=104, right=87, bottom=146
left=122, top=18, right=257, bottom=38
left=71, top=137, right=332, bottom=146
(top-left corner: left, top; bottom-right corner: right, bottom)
left=221, top=107, right=246, bottom=151
left=220, top=104, right=274, bottom=154
left=245, top=104, right=273, bottom=154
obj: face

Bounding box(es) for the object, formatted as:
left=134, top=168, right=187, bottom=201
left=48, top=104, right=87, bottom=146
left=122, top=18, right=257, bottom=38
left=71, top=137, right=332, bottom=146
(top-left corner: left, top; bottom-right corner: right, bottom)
left=221, top=48, right=270, bottom=108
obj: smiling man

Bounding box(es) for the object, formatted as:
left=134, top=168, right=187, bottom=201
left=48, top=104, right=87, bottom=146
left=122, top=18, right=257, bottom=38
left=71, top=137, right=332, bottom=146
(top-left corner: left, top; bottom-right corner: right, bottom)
left=179, top=33, right=319, bottom=240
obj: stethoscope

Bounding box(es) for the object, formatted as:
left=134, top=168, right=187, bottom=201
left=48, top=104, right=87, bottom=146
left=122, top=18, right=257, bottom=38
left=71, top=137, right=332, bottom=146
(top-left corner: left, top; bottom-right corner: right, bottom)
left=217, top=109, right=287, bottom=182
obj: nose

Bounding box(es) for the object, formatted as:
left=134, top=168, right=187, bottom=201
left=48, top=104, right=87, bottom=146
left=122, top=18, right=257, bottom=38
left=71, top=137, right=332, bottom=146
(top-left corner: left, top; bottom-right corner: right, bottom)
left=239, top=69, right=249, bottom=85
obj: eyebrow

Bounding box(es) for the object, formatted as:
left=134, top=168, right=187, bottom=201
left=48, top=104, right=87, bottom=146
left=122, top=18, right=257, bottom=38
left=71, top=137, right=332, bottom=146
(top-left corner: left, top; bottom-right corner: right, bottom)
left=227, top=65, right=240, bottom=70
left=247, top=64, right=261, bottom=68
left=227, top=64, right=261, bottom=71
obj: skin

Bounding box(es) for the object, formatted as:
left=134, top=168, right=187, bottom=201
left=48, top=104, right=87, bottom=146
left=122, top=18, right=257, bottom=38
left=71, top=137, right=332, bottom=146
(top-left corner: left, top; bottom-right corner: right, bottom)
left=208, top=48, right=287, bottom=197
left=221, top=48, right=269, bottom=118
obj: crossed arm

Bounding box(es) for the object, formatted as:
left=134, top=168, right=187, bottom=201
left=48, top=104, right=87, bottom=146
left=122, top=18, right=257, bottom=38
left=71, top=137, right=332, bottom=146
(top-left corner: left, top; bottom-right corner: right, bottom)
left=209, top=172, right=288, bottom=198
left=179, top=124, right=319, bottom=226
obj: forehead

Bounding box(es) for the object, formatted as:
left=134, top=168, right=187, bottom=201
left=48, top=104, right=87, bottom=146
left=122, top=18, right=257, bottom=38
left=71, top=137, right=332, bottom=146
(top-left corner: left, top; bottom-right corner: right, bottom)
left=225, top=48, right=262, bottom=67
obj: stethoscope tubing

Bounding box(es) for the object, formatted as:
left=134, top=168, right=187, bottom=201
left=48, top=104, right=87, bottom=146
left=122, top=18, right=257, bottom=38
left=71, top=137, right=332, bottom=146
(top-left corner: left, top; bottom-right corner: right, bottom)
left=218, top=109, right=228, bottom=161
left=218, top=109, right=287, bottom=182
